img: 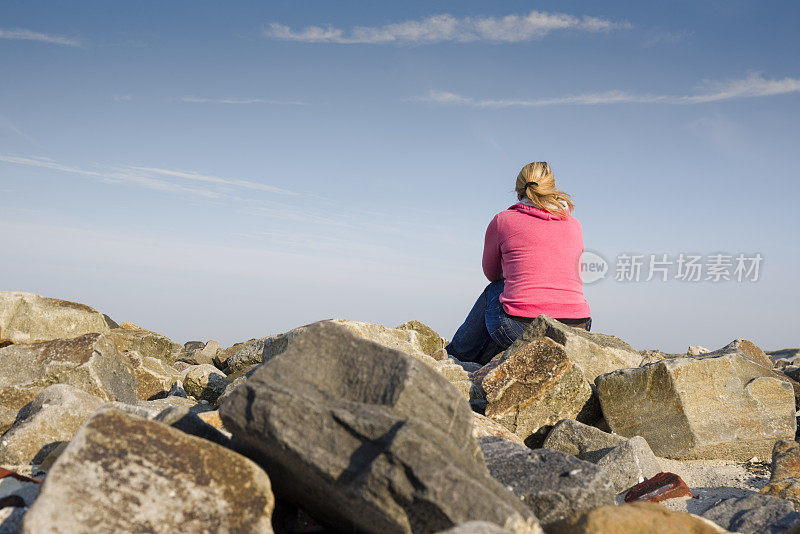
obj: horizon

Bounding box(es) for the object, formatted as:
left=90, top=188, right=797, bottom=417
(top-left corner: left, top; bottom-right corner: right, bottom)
left=1, top=1, right=798, bottom=353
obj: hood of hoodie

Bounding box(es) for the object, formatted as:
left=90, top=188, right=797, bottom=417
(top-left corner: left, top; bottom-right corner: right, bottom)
left=507, top=201, right=567, bottom=221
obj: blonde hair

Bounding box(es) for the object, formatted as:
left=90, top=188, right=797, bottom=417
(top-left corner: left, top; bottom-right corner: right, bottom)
left=515, top=161, right=574, bottom=219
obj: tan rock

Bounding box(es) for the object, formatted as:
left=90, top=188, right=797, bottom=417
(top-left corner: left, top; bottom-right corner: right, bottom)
left=0, top=292, right=111, bottom=344
left=760, top=439, right=800, bottom=508
left=0, top=333, right=138, bottom=412
left=126, top=351, right=181, bottom=400
left=472, top=413, right=525, bottom=446
left=110, top=326, right=182, bottom=363
left=20, top=407, right=274, bottom=533
left=183, top=364, right=230, bottom=403
left=596, top=350, right=796, bottom=460
left=506, top=315, right=642, bottom=385
left=396, top=320, right=446, bottom=355
left=546, top=502, right=729, bottom=533
left=482, top=337, right=594, bottom=445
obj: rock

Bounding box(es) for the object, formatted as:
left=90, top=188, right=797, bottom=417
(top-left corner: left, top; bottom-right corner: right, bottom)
left=36, top=441, right=68, bottom=471
left=176, top=340, right=220, bottom=366
left=220, top=320, right=541, bottom=534
left=166, top=379, right=188, bottom=398
left=0, top=333, right=138, bottom=412
left=761, top=440, right=800, bottom=508
left=701, top=494, right=800, bottom=533
left=396, top=320, right=446, bottom=355
left=596, top=349, right=796, bottom=460
left=152, top=405, right=230, bottom=446
left=0, top=384, right=104, bottom=465
left=20, top=407, right=275, bottom=533
left=542, top=419, right=626, bottom=463
left=623, top=472, right=693, bottom=503
left=0, top=470, right=41, bottom=507
left=504, top=315, right=642, bottom=384
left=213, top=374, right=248, bottom=408
left=0, top=292, right=112, bottom=344
left=182, top=364, right=230, bottom=403
left=0, top=406, right=16, bottom=435
left=472, top=413, right=525, bottom=446
left=595, top=436, right=661, bottom=491
left=436, top=522, right=514, bottom=534
left=478, top=436, right=615, bottom=527
left=126, top=351, right=180, bottom=400
left=137, top=396, right=213, bottom=414
left=724, top=339, right=773, bottom=369
left=688, top=346, right=711, bottom=356
left=195, top=410, right=230, bottom=436
left=109, top=326, right=181, bottom=363
left=225, top=319, right=480, bottom=400
left=0, top=508, right=26, bottom=534
left=548, top=502, right=729, bottom=534
left=771, top=349, right=800, bottom=369
left=481, top=337, right=594, bottom=446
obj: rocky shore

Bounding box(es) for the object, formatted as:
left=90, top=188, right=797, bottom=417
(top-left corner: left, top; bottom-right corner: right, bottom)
left=1, top=290, right=800, bottom=533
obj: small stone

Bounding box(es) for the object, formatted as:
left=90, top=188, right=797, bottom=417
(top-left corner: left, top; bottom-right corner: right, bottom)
left=624, top=472, right=693, bottom=503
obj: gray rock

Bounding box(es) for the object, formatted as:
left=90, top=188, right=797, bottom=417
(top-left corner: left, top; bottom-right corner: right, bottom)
left=166, top=379, right=188, bottom=398
left=0, top=333, right=138, bottom=412
left=0, top=475, right=40, bottom=506
left=596, top=349, right=796, bottom=460
left=0, top=384, right=104, bottom=465
left=182, top=364, right=230, bottom=403
left=176, top=339, right=220, bottom=366
left=20, top=407, right=275, bottom=533
left=220, top=320, right=541, bottom=534
left=0, top=292, right=111, bottom=344
left=0, top=508, right=26, bottom=534
left=0, top=405, right=16, bottom=435
left=213, top=373, right=249, bottom=409
left=595, top=436, right=661, bottom=492
left=137, top=396, right=213, bottom=414
left=478, top=436, right=615, bottom=527
left=396, top=320, right=446, bottom=355
left=542, top=419, right=626, bottom=463
left=701, top=494, right=800, bottom=533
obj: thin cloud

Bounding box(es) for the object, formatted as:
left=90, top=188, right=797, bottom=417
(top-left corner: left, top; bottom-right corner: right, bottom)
left=0, top=155, right=296, bottom=199
left=415, top=74, right=800, bottom=108
left=0, top=28, right=81, bottom=47
left=263, top=10, right=631, bottom=44
left=181, top=96, right=309, bottom=106
left=113, top=95, right=133, bottom=102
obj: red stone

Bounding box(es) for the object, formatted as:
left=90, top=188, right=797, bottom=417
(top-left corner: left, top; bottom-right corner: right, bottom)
left=0, top=467, right=41, bottom=484
left=624, top=472, right=694, bottom=503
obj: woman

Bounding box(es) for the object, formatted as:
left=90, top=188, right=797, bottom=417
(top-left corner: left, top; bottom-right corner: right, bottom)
left=446, top=161, right=591, bottom=364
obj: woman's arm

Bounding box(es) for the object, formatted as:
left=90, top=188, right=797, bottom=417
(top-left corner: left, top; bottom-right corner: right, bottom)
left=482, top=214, right=504, bottom=281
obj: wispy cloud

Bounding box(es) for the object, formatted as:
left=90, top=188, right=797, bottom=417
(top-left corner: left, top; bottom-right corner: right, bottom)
left=181, top=96, right=309, bottom=106
left=0, top=28, right=81, bottom=47
left=113, top=95, right=133, bottom=102
left=414, top=73, right=800, bottom=108
left=0, top=155, right=296, bottom=199
left=263, top=10, right=631, bottom=45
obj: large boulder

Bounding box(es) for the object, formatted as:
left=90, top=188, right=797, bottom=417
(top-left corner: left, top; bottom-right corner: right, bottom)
left=595, top=436, right=661, bottom=491
left=224, top=319, right=477, bottom=400
left=701, top=494, right=800, bottom=533
left=761, top=440, right=800, bottom=508
left=0, top=384, right=103, bottom=465
left=109, top=324, right=182, bottom=363
left=20, top=407, right=274, bottom=533
left=220, top=321, right=541, bottom=534
left=478, top=436, right=615, bottom=527
left=548, top=502, right=729, bottom=534
left=0, top=333, right=138, bottom=411
left=505, top=315, right=643, bottom=384
left=0, top=292, right=112, bottom=344
left=596, top=349, right=796, bottom=460
left=480, top=337, right=594, bottom=445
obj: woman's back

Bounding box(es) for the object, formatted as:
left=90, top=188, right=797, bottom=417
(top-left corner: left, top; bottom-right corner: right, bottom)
left=483, top=202, right=590, bottom=319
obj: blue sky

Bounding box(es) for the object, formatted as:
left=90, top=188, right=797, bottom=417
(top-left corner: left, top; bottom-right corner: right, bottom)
left=1, top=1, right=798, bottom=352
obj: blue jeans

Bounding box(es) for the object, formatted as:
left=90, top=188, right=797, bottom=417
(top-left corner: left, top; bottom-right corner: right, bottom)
left=446, top=280, right=592, bottom=363
left=446, top=280, right=532, bottom=363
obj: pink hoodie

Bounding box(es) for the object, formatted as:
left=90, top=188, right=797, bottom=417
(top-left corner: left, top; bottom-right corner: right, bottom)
left=482, top=202, right=590, bottom=319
